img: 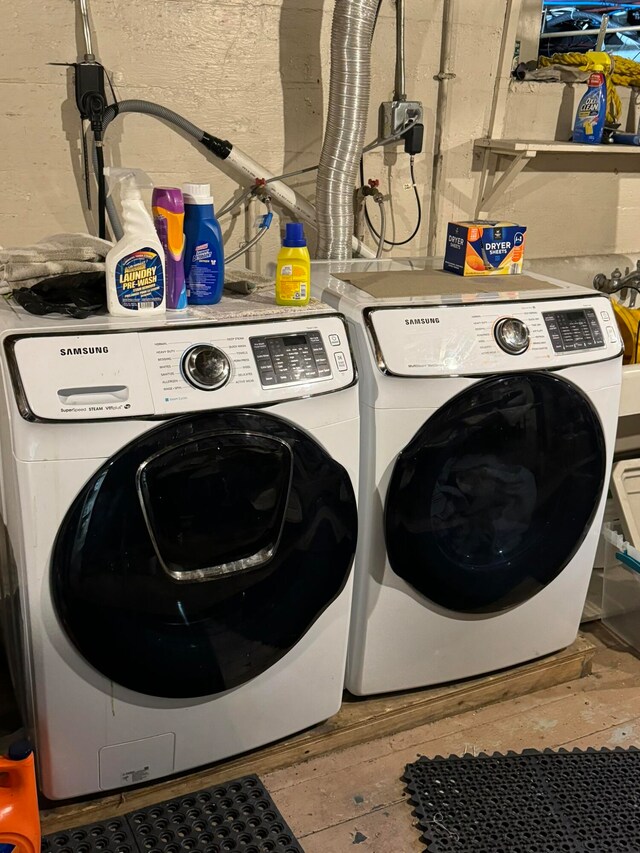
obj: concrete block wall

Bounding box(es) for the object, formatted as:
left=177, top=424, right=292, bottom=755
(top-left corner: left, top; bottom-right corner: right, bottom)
left=2, top=0, right=639, bottom=265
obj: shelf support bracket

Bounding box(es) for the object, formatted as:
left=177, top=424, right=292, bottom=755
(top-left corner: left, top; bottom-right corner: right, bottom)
left=475, top=149, right=537, bottom=218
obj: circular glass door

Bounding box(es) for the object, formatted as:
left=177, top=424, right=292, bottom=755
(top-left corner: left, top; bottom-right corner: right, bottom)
left=385, top=373, right=606, bottom=614
left=52, top=409, right=357, bottom=698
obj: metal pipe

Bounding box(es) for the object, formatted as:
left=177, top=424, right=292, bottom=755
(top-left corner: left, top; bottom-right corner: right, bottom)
left=427, top=0, right=456, bottom=255
left=243, top=196, right=259, bottom=271
left=541, top=23, right=640, bottom=39
left=316, top=0, right=379, bottom=259
left=78, top=0, right=95, bottom=61
left=394, top=0, right=407, bottom=101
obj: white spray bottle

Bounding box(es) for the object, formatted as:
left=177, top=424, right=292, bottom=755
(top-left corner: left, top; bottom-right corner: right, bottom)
left=104, top=168, right=166, bottom=316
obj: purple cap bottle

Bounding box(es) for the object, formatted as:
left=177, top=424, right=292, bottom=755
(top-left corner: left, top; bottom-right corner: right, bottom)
left=152, top=187, right=187, bottom=311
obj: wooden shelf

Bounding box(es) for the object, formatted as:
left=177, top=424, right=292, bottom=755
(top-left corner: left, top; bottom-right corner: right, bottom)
left=476, top=138, right=640, bottom=156
left=474, top=138, right=640, bottom=217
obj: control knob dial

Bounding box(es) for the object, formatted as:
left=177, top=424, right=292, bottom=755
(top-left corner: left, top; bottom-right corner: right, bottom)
left=181, top=345, right=231, bottom=390
left=494, top=317, right=530, bottom=355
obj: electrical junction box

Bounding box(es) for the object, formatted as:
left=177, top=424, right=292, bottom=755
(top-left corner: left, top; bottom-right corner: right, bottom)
left=379, top=100, right=423, bottom=140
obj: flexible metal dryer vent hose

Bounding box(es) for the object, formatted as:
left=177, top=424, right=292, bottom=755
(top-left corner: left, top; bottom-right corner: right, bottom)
left=316, top=0, right=379, bottom=259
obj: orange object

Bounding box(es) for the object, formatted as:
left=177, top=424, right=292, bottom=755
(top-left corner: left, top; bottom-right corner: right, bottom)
left=0, top=744, right=40, bottom=853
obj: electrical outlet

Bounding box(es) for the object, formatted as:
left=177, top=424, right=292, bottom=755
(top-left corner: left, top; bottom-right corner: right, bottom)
left=379, top=100, right=423, bottom=139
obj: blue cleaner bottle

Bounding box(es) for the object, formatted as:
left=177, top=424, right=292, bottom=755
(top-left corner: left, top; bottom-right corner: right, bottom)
left=183, top=182, right=225, bottom=304
left=573, top=64, right=607, bottom=144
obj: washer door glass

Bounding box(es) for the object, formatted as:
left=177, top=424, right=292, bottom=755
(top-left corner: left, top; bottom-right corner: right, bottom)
left=385, top=374, right=606, bottom=614
left=52, top=410, right=357, bottom=698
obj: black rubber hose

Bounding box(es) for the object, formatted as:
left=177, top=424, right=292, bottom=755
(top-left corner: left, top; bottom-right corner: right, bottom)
left=95, top=130, right=106, bottom=239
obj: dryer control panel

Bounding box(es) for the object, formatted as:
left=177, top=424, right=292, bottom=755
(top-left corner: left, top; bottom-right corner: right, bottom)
left=366, top=295, right=622, bottom=377
left=542, top=308, right=605, bottom=352
left=8, top=314, right=355, bottom=421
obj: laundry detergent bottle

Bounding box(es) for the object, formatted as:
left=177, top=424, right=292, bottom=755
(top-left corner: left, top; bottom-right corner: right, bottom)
left=104, top=168, right=166, bottom=316
left=0, top=741, right=40, bottom=853
left=275, top=223, right=311, bottom=306
left=183, top=183, right=224, bottom=305
left=152, top=187, right=187, bottom=311
left=573, top=64, right=607, bottom=144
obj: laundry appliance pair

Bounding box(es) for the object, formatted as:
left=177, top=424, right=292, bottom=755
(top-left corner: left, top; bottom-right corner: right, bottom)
left=0, top=296, right=359, bottom=799
left=0, top=261, right=623, bottom=800
left=313, top=259, right=623, bottom=697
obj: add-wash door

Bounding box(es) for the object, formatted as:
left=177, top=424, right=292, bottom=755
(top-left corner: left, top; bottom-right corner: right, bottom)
left=52, top=410, right=357, bottom=698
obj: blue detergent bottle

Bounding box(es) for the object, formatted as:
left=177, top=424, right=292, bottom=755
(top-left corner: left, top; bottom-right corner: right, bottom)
left=183, top=182, right=225, bottom=304
left=573, top=65, right=607, bottom=144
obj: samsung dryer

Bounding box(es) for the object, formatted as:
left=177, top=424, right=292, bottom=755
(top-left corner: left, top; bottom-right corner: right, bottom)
left=313, top=259, right=623, bottom=696
left=0, top=296, right=358, bottom=798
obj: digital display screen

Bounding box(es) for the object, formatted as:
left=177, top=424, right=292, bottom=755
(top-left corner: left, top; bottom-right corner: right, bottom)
left=554, top=309, right=587, bottom=324
left=284, top=335, right=308, bottom=347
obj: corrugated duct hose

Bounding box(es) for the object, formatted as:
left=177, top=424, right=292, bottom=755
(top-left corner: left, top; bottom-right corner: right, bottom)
left=537, top=50, right=640, bottom=125
left=316, top=0, right=379, bottom=259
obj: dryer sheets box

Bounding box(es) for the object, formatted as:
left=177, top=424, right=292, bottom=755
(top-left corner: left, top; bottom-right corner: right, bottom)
left=444, top=220, right=527, bottom=276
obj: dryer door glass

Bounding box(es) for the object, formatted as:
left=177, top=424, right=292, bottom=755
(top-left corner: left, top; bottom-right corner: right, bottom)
left=385, top=373, right=606, bottom=614
left=52, top=410, right=357, bottom=699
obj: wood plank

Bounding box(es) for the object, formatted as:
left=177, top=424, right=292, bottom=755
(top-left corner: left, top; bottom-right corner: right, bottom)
left=475, top=138, right=640, bottom=155
left=40, top=636, right=595, bottom=834
left=300, top=800, right=423, bottom=853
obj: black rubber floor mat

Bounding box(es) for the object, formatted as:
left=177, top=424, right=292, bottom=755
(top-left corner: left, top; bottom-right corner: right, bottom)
left=403, top=747, right=640, bottom=853
left=43, top=775, right=304, bottom=853
left=42, top=816, right=137, bottom=853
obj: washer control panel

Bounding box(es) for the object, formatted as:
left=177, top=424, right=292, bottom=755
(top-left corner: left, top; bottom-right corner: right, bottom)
left=250, top=332, right=332, bottom=387
left=366, top=295, right=622, bottom=377
left=543, top=308, right=605, bottom=352
left=9, top=314, right=354, bottom=421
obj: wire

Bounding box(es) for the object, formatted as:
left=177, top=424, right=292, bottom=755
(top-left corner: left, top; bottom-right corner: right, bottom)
left=82, top=123, right=92, bottom=209
left=218, top=165, right=319, bottom=219
left=95, top=132, right=106, bottom=239
left=375, top=199, right=386, bottom=258
left=363, top=115, right=419, bottom=154
left=266, top=164, right=317, bottom=184
left=218, top=186, right=254, bottom=218
left=225, top=200, right=273, bottom=264
left=361, top=155, right=421, bottom=248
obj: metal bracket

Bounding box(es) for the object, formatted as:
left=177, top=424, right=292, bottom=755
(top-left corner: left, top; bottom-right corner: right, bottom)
left=475, top=149, right=537, bottom=218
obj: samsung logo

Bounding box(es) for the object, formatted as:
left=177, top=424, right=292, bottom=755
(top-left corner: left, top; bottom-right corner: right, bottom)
left=59, top=346, right=109, bottom=356
left=405, top=317, right=440, bottom=326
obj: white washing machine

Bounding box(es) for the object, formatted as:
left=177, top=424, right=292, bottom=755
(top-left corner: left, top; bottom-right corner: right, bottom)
left=0, top=296, right=359, bottom=799
left=313, top=259, right=623, bottom=696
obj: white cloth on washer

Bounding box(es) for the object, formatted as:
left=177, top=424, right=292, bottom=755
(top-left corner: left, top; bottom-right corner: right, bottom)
left=0, top=233, right=111, bottom=293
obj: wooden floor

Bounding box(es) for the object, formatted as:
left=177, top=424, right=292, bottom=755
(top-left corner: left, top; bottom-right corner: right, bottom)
left=260, top=624, right=640, bottom=852
left=29, top=624, right=640, bottom=851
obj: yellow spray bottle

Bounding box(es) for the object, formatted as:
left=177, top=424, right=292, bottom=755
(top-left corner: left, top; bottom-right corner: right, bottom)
left=275, top=223, right=311, bottom=306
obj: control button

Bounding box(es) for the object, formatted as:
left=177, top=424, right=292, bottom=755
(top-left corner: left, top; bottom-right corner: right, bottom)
left=334, top=351, right=348, bottom=372
left=601, top=310, right=611, bottom=321
left=328, top=334, right=341, bottom=346
left=607, top=326, right=618, bottom=343
left=494, top=317, right=530, bottom=355
left=182, top=345, right=230, bottom=391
